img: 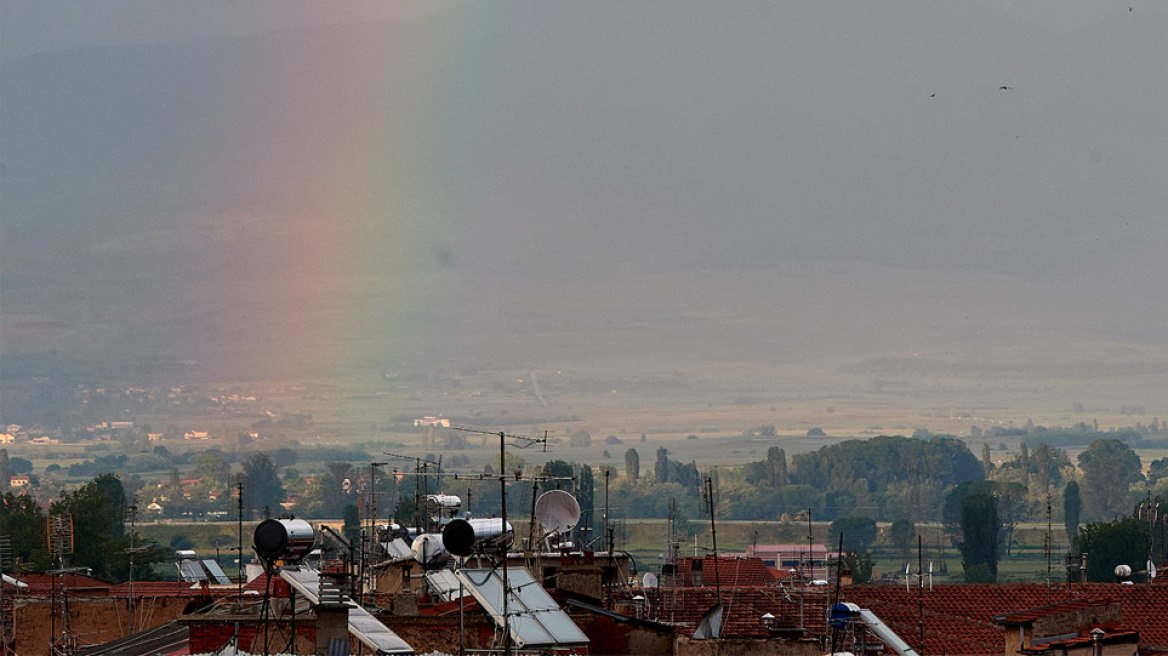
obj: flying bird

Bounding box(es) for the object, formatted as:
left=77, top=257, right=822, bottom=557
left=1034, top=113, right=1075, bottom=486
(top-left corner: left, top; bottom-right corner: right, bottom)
left=999, top=86, right=1012, bottom=91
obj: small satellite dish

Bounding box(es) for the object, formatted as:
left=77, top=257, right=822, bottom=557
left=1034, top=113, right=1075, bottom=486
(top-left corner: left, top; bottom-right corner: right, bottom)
left=442, top=519, right=476, bottom=558
left=534, top=490, right=581, bottom=534
left=1148, top=560, right=1158, bottom=580
left=341, top=478, right=351, bottom=492
left=642, top=572, right=659, bottom=588
left=1115, top=564, right=1133, bottom=579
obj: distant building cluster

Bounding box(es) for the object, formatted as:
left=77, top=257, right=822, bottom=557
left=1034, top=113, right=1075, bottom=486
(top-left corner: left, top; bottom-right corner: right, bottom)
left=414, top=416, right=450, bottom=427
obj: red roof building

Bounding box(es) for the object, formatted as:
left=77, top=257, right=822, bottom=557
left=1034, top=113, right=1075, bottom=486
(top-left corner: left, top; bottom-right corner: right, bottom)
left=673, top=555, right=780, bottom=588
left=843, top=583, right=1168, bottom=656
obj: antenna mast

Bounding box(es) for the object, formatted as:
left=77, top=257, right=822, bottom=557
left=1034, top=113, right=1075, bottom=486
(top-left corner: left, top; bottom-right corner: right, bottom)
left=124, top=499, right=148, bottom=636
left=450, top=426, right=549, bottom=656
left=703, top=476, right=721, bottom=603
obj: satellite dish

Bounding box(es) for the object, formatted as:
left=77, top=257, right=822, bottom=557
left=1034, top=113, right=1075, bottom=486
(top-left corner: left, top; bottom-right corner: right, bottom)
left=442, top=519, right=476, bottom=558
left=1148, top=560, right=1157, bottom=580
left=642, top=572, right=659, bottom=588
left=1115, top=564, right=1133, bottom=579
left=535, top=490, right=581, bottom=534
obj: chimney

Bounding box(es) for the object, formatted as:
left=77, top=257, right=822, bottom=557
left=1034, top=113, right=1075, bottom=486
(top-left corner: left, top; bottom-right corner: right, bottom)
left=662, top=564, right=677, bottom=588
left=315, top=573, right=350, bottom=656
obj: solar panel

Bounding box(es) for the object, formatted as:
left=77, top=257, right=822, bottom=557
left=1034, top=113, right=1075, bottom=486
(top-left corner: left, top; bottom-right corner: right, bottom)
left=424, top=569, right=470, bottom=602
left=456, top=567, right=589, bottom=649
left=279, top=568, right=414, bottom=655
left=177, top=560, right=207, bottom=583
left=382, top=538, right=413, bottom=560
left=202, top=559, right=232, bottom=585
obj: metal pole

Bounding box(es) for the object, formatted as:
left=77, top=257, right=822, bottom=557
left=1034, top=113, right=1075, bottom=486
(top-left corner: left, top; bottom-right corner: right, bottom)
left=706, top=477, right=721, bottom=602
left=918, top=535, right=925, bottom=656
left=238, top=482, right=244, bottom=599
left=499, top=431, right=510, bottom=656
left=127, top=500, right=136, bottom=635
left=458, top=556, right=466, bottom=656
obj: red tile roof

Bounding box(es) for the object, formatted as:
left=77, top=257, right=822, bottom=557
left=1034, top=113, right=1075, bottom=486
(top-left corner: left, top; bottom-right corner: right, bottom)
left=674, top=556, right=779, bottom=588
left=844, top=583, right=1168, bottom=655
left=1024, top=629, right=1139, bottom=654
left=630, top=585, right=830, bottom=639
left=9, top=572, right=112, bottom=596
left=995, top=597, right=1114, bottom=625
left=108, top=581, right=215, bottom=597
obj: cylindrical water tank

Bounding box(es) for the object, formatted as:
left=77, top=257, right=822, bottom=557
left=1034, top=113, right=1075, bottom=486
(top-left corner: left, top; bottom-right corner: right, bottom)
left=412, top=533, right=448, bottom=567
left=441, top=518, right=514, bottom=557
left=424, top=494, right=462, bottom=515
left=253, top=518, right=316, bottom=562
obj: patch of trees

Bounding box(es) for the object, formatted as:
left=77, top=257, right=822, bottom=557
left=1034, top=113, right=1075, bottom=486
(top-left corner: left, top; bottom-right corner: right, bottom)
left=0, top=473, right=168, bottom=582
left=653, top=447, right=700, bottom=494
left=1072, top=513, right=1160, bottom=582
left=791, top=435, right=982, bottom=491
left=68, top=453, right=128, bottom=477
left=1077, top=439, right=1143, bottom=520
left=1021, top=424, right=1167, bottom=449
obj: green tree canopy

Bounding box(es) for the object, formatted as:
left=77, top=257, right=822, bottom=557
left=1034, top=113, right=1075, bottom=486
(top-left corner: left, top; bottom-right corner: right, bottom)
left=241, top=452, right=285, bottom=519
left=828, top=516, right=878, bottom=553
left=1073, top=517, right=1150, bottom=582
left=959, top=493, right=999, bottom=583
left=792, top=435, right=982, bottom=493
left=624, top=448, right=640, bottom=483
left=1063, top=481, right=1082, bottom=541
left=1077, top=439, right=1142, bottom=520
left=48, top=473, right=167, bottom=582
left=890, top=518, right=915, bottom=558
left=0, top=492, right=50, bottom=570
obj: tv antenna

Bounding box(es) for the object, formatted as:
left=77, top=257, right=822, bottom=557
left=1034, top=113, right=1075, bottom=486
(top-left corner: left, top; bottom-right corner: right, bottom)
left=385, top=453, right=442, bottom=532
left=448, top=427, right=551, bottom=656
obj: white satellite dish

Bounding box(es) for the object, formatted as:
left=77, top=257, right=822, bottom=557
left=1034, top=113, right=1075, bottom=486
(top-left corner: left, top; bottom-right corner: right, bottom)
left=535, top=489, right=581, bottom=534
left=642, top=572, right=659, bottom=588
left=1148, top=560, right=1158, bottom=580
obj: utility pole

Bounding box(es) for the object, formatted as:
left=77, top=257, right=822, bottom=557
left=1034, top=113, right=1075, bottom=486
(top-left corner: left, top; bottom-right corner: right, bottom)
left=124, top=499, right=148, bottom=636
left=237, top=482, right=244, bottom=599
left=499, top=432, right=510, bottom=656
left=449, top=426, right=549, bottom=656
left=703, top=476, right=721, bottom=603
left=367, top=461, right=388, bottom=597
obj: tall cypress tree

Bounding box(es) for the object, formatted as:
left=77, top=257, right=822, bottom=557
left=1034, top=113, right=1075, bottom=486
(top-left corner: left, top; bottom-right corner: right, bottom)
left=1064, top=481, right=1082, bottom=541
left=960, top=492, right=999, bottom=583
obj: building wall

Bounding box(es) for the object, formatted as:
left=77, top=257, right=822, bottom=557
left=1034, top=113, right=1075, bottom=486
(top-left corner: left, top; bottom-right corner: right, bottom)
left=1032, top=603, right=1121, bottom=640
left=377, top=614, right=498, bottom=653
left=573, top=613, right=674, bottom=656
left=674, top=636, right=823, bottom=656
left=14, top=595, right=204, bottom=656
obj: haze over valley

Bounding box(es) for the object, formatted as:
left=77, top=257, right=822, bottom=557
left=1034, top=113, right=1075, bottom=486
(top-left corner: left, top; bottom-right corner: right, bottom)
left=2, top=2, right=1166, bottom=442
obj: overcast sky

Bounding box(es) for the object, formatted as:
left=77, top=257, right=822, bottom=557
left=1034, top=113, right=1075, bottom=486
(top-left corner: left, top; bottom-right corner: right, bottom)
left=2, top=2, right=1166, bottom=393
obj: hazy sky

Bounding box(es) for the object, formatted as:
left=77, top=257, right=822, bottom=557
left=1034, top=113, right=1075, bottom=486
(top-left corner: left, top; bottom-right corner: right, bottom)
left=2, top=2, right=1166, bottom=393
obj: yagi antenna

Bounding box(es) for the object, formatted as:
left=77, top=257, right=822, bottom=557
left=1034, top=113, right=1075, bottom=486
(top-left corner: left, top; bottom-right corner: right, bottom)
left=451, top=426, right=551, bottom=452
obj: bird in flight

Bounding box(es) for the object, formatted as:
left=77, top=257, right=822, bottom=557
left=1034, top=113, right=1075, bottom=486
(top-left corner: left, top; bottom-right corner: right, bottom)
left=999, top=86, right=1012, bottom=91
